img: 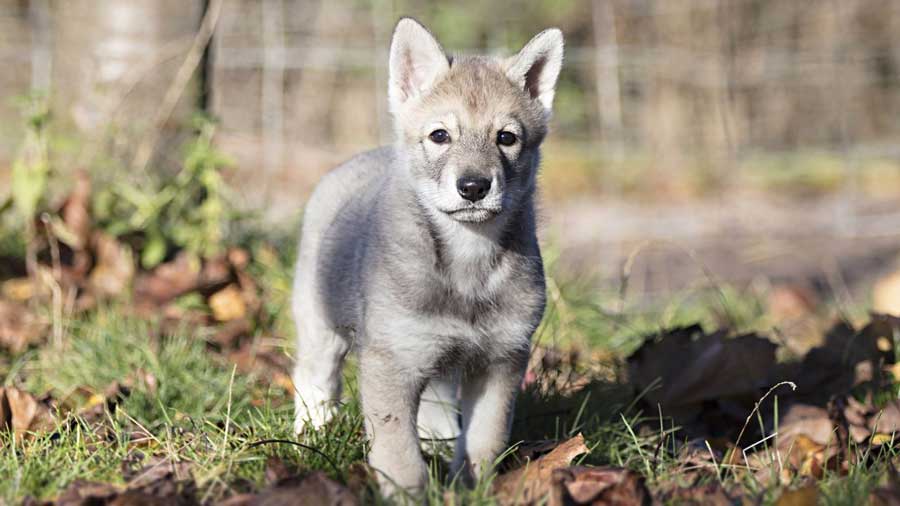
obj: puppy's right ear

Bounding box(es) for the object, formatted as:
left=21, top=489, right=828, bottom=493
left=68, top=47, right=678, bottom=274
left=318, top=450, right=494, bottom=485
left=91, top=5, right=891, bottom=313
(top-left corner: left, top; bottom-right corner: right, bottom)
left=388, top=18, right=449, bottom=113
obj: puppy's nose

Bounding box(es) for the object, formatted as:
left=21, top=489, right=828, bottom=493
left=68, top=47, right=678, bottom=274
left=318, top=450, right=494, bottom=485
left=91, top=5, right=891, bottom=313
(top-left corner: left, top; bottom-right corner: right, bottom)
left=456, top=176, right=491, bottom=202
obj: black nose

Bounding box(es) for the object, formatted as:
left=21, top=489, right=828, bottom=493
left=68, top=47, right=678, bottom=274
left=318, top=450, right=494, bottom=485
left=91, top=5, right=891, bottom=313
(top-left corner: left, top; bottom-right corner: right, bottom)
left=456, top=176, right=491, bottom=202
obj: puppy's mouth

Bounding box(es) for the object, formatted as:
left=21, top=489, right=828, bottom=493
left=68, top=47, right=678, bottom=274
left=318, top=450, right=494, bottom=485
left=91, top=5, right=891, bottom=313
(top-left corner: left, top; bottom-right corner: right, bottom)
left=445, top=206, right=501, bottom=223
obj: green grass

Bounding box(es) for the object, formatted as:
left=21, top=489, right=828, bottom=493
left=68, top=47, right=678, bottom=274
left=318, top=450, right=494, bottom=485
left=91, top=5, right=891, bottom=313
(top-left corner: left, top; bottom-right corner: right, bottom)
left=0, top=260, right=897, bottom=505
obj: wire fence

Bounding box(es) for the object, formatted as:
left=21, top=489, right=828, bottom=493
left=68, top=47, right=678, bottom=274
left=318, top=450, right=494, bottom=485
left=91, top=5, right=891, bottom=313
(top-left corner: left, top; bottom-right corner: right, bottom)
left=2, top=0, right=900, bottom=229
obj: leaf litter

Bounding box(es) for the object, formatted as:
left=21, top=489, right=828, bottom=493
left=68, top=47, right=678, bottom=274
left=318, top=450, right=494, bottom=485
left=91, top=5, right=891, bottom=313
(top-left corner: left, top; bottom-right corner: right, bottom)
left=5, top=173, right=900, bottom=504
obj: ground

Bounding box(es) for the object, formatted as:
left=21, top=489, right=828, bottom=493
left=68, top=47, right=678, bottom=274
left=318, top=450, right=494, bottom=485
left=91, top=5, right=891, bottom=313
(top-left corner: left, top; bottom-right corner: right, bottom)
left=2, top=221, right=900, bottom=505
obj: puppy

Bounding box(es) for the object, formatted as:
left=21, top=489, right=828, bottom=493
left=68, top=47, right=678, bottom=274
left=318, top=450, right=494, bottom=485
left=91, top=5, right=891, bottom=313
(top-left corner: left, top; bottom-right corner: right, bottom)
left=292, top=17, right=563, bottom=493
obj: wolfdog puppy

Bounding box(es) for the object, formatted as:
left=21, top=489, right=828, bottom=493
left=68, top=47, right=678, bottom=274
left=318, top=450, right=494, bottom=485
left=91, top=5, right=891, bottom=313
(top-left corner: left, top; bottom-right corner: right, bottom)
left=292, top=17, right=563, bottom=493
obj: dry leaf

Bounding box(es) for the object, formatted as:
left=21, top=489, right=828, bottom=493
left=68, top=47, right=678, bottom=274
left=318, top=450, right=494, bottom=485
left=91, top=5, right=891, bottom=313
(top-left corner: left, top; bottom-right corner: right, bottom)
left=777, top=404, right=835, bottom=450
left=0, top=299, right=48, bottom=353
left=0, top=387, right=55, bottom=439
left=871, top=470, right=900, bottom=506
left=494, top=433, right=589, bottom=505
left=774, top=485, right=818, bottom=506
left=549, top=466, right=650, bottom=506
left=59, top=169, right=93, bottom=251
left=134, top=252, right=201, bottom=305
left=655, top=483, right=734, bottom=506
left=209, top=285, right=246, bottom=322
left=870, top=400, right=900, bottom=434
left=88, top=233, right=135, bottom=298
left=768, top=285, right=817, bottom=322
left=627, top=326, right=776, bottom=434
left=210, top=318, right=252, bottom=349
left=2, top=277, right=41, bottom=301
left=219, top=472, right=358, bottom=506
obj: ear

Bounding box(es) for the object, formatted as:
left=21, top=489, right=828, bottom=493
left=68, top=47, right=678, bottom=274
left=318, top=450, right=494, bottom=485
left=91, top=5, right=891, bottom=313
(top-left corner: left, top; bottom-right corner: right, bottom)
left=504, top=29, right=564, bottom=114
left=388, top=18, right=450, bottom=112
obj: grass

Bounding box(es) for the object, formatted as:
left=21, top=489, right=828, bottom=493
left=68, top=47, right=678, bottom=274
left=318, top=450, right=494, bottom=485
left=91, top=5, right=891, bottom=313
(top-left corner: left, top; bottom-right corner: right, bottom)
left=0, top=252, right=898, bottom=505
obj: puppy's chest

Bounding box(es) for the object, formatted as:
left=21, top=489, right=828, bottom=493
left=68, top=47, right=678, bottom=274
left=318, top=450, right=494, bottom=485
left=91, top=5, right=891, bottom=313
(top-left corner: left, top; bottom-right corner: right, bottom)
left=420, top=252, right=539, bottom=330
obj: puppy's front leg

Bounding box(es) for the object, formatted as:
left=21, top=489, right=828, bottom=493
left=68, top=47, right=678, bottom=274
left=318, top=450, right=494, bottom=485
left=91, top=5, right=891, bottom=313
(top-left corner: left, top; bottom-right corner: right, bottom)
left=358, top=355, right=428, bottom=495
left=451, top=357, right=527, bottom=482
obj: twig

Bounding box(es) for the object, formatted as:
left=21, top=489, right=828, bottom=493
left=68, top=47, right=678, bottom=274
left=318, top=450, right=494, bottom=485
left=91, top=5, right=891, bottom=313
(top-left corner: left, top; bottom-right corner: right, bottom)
left=131, top=0, right=224, bottom=173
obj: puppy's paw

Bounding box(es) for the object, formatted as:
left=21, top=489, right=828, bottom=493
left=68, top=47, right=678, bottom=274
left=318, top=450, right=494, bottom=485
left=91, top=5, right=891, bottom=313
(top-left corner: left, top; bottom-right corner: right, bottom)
left=294, top=392, right=337, bottom=433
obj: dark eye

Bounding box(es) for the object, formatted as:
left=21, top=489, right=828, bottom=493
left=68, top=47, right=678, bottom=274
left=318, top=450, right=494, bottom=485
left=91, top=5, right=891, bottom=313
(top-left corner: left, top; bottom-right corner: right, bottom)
left=497, top=131, right=517, bottom=146
left=429, top=129, right=450, bottom=144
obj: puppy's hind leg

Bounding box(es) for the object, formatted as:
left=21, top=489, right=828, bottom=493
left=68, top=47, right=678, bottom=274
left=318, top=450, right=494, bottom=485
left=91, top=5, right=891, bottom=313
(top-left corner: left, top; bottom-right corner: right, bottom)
left=292, top=289, right=348, bottom=433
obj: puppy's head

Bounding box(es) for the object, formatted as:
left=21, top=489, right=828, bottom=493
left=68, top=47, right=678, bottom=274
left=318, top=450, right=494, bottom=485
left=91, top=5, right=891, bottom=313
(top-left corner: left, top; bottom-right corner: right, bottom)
left=388, top=18, right=564, bottom=224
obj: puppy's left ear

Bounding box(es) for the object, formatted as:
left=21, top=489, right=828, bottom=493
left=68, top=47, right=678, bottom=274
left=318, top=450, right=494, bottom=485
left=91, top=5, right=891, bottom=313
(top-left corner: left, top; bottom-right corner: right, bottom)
left=505, top=29, right=564, bottom=115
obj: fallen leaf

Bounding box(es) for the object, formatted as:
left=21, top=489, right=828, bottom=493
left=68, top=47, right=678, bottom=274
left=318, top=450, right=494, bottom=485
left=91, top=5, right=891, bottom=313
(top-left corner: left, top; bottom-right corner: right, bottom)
left=549, top=466, right=650, bottom=506
left=655, top=483, right=734, bottom=506
left=768, top=285, right=818, bottom=322
left=0, top=299, right=48, bottom=353
left=871, top=433, right=895, bottom=446
left=494, top=433, right=589, bottom=505
left=218, top=472, right=358, bottom=506
left=228, top=247, right=250, bottom=270
left=88, top=232, right=135, bottom=298
left=2, top=277, right=41, bottom=301
left=870, top=399, right=900, bottom=434
left=134, top=252, right=201, bottom=305
left=210, top=318, right=252, bottom=349
left=627, top=326, right=777, bottom=434
left=227, top=342, right=292, bottom=392
left=774, top=485, right=818, bottom=506
left=777, top=404, right=836, bottom=451
left=0, top=387, right=55, bottom=438
left=264, top=456, right=294, bottom=485
left=871, top=468, right=900, bottom=506
left=53, top=480, right=120, bottom=506
left=209, top=284, right=246, bottom=322
left=58, top=170, right=92, bottom=251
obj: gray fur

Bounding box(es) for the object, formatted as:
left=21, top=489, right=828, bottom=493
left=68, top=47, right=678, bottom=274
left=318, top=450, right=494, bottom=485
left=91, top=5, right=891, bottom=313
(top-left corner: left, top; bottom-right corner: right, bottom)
left=292, top=17, right=563, bottom=495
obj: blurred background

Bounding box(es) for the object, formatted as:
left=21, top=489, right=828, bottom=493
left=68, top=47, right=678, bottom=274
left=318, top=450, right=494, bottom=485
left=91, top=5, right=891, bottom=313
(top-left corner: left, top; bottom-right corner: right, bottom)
left=2, top=0, right=900, bottom=308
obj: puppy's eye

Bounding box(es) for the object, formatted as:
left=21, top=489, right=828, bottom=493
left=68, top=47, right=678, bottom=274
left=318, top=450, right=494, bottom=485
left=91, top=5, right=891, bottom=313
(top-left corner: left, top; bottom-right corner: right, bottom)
left=497, top=131, right=517, bottom=146
left=429, top=129, right=450, bottom=144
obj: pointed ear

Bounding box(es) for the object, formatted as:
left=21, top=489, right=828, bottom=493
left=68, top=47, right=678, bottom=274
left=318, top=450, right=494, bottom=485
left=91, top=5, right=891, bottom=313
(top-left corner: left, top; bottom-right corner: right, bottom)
left=505, top=29, right=564, bottom=114
left=388, top=18, right=450, bottom=112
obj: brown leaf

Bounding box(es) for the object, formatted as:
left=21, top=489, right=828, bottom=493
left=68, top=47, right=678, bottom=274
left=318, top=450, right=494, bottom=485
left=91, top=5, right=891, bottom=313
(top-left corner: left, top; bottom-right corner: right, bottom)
left=774, top=485, right=818, bottom=506
left=134, top=252, right=201, bottom=305
left=768, top=285, right=817, bottom=322
left=264, top=456, right=294, bottom=485
left=59, top=170, right=93, bottom=251
left=209, top=284, right=247, bottom=322
left=549, top=466, right=650, bottom=506
left=0, top=387, right=54, bottom=438
left=228, top=247, right=250, bottom=270
left=655, top=483, right=734, bottom=506
left=218, top=472, right=357, bottom=506
left=210, top=318, right=252, bottom=349
left=228, top=342, right=292, bottom=393
left=627, top=326, right=776, bottom=431
left=777, top=404, right=836, bottom=450
left=869, top=399, right=900, bottom=434
left=0, top=299, right=48, bottom=353
left=54, top=480, right=120, bottom=506
left=871, top=470, right=900, bottom=506
left=2, top=277, right=41, bottom=301
left=88, top=232, right=135, bottom=298
left=494, top=433, right=589, bottom=505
